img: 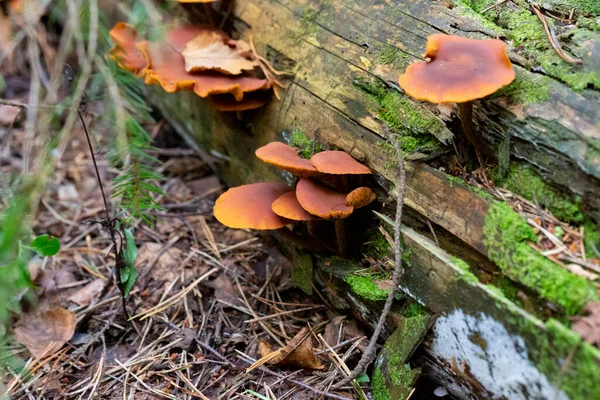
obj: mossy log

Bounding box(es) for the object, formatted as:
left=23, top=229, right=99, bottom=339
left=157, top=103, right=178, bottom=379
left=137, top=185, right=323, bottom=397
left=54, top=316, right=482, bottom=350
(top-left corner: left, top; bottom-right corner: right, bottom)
left=148, top=0, right=600, bottom=398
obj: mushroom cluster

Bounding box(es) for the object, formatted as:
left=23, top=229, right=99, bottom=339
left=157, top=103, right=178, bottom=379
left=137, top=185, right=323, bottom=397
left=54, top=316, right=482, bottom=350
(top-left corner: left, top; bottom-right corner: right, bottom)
left=399, top=34, right=515, bottom=158
left=214, top=142, right=376, bottom=257
left=108, top=22, right=275, bottom=111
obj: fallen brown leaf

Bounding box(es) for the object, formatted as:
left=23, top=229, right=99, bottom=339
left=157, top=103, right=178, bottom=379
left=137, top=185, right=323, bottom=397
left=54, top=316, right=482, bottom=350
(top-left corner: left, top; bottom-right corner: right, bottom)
left=207, top=274, right=241, bottom=306
left=182, top=31, right=259, bottom=75
left=69, top=279, right=105, bottom=306
left=572, top=302, right=600, bottom=346
left=14, top=308, right=76, bottom=358
left=256, top=327, right=323, bottom=370
left=135, top=242, right=183, bottom=282
left=0, top=104, right=21, bottom=125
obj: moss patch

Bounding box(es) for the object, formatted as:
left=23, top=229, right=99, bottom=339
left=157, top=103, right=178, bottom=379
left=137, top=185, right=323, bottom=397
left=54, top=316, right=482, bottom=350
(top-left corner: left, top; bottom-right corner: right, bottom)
left=372, top=366, right=391, bottom=400
left=353, top=77, right=447, bottom=151
left=345, top=274, right=388, bottom=301
left=363, top=228, right=391, bottom=260
left=492, top=72, right=553, bottom=105
left=289, top=128, right=323, bottom=158
left=584, top=221, right=600, bottom=259
left=496, top=163, right=583, bottom=223
left=483, top=202, right=598, bottom=314
left=457, top=0, right=600, bottom=92
left=526, top=319, right=600, bottom=400
left=451, top=256, right=480, bottom=284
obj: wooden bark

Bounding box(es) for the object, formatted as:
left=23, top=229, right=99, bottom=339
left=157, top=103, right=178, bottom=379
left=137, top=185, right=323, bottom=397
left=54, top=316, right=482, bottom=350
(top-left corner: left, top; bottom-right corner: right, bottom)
left=147, top=0, right=600, bottom=398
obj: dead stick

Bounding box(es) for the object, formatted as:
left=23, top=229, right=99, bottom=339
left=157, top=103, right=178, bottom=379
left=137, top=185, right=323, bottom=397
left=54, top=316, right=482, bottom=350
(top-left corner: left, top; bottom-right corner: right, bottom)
left=333, top=123, right=407, bottom=389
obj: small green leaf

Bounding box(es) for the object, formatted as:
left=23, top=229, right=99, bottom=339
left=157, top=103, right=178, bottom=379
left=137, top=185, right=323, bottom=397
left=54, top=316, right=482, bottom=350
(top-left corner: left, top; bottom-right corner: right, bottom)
left=120, top=264, right=138, bottom=298
left=30, top=234, right=60, bottom=257
left=123, top=228, right=137, bottom=267
left=356, top=372, right=370, bottom=383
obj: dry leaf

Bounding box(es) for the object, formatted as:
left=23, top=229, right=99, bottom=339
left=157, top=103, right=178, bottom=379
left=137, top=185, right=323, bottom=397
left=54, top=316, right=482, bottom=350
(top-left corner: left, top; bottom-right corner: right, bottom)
left=207, top=274, right=241, bottom=306
left=14, top=308, right=76, bottom=358
left=572, top=302, right=600, bottom=345
left=0, top=104, right=21, bottom=125
left=182, top=31, right=259, bottom=75
left=135, top=242, right=183, bottom=282
left=257, top=327, right=323, bottom=370
left=323, top=316, right=346, bottom=347
left=69, top=279, right=105, bottom=306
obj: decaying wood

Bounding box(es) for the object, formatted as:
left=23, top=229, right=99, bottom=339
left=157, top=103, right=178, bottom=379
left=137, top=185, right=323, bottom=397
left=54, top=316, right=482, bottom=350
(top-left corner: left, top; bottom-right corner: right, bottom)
left=148, top=0, right=600, bottom=398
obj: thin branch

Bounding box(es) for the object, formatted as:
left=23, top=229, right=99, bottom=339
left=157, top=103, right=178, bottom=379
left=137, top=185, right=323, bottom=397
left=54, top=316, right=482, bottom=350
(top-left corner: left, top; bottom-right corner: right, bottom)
left=333, top=123, right=407, bottom=388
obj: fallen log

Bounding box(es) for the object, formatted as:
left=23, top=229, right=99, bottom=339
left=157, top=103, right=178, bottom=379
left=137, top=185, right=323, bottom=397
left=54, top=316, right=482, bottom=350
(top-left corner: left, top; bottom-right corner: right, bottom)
left=147, top=0, right=600, bottom=398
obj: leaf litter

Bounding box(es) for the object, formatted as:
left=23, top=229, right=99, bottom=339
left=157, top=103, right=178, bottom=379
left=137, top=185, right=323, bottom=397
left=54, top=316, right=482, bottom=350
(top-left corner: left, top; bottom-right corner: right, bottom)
left=1, top=92, right=367, bottom=399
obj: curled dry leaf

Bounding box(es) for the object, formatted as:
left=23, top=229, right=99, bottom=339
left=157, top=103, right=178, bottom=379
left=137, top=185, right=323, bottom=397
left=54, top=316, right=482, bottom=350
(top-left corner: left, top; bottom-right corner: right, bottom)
left=256, top=327, right=323, bottom=370
left=182, top=31, right=259, bottom=75
left=572, top=302, right=600, bottom=346
left=69, top=279, right=105, bottom=306
left=14, top=308, right=76, bottom=358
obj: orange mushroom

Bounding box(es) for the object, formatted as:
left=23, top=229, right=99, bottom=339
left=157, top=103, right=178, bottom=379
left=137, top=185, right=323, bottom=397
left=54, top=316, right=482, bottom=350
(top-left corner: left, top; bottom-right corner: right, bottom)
left=398, top=34, right=514, bottom=157
left=209, top=93, right=268, bottom=112
left=214, top=182, right=292, bottom=230
left=296, top=178, right=376, bottom=256
left=138, top=41, right=270, bottom=101
left=310, top=151, right=372, bottom=175
left=271, top=191, right=317, bottom=221
left=255, top=142, right=319, bottom=177
left=108, top=23, right=148, bottom=76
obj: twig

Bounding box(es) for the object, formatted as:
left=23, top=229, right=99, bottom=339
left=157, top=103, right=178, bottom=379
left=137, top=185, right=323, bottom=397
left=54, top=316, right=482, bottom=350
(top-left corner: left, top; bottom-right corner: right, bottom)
left=531, top=4, right=582, bottom=64
left=333, top=123, right=407, bottom=388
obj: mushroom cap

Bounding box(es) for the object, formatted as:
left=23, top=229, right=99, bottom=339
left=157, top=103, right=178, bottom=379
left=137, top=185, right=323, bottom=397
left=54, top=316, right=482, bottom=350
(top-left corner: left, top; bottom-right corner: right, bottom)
left=295, top=178, right=354, bottom=219
left=346, top=187, right=376, bottom=209
left=271, top=191, right=318, bottom=221
left=209, top=93, right=268, bottom=111
left=255, top=142, right=319, bottom=177
left=214, top=182, right=292, bottom=230
left=310, top=151, right=372, bottom=175
left=398, top=34, right=515, bottom=104
left=138, top=41, right=271, bottom=101
left=108, top=23, right=147, bottom=75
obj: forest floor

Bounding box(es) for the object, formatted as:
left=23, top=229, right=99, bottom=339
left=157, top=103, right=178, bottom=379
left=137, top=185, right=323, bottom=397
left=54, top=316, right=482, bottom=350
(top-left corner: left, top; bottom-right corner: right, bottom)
left=1, top=109, right=381, bottom=399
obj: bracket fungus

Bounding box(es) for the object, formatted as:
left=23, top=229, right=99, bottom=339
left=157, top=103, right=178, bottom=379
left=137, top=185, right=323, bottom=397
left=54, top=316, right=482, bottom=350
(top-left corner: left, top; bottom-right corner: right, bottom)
left=399, top=34, right=515, bottom=157
left=108, top=23, right=274, bottom=111
left=214, top=182, right=292, bottom=230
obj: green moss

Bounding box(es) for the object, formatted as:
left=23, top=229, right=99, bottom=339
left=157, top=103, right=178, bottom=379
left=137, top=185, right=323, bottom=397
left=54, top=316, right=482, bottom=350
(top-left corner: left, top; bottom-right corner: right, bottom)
left=372, top=367, right=391, bottom=400
left=363, top=228, right=391, bottom=259
left=289, top=128, right=323, bottom=158
left=345, top=274, right=388, bottom=301
left=492, top=72, right=553, bottom=105
left=584, top=221, right=600, bottom=259
left=483, top=202, right=598, bottom=314
left=375, top=45, right=410, bottom=70
left=456, top=0, right=600, bottom=92
left=531, top=319, right=600, bottom=399
left=450, top=256, right=480, bottom=284
left=578, top=16, right=600, bottom=31
left=496, top=163, right=583, bottom=223
left=353, top=78, right=444, bottom=152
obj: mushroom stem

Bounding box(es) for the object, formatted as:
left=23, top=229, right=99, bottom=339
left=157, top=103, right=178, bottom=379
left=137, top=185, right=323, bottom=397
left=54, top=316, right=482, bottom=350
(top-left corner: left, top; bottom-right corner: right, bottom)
left=458, top=101, right=494, bottom=158
left=335, top=220, right=351, bottom=258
